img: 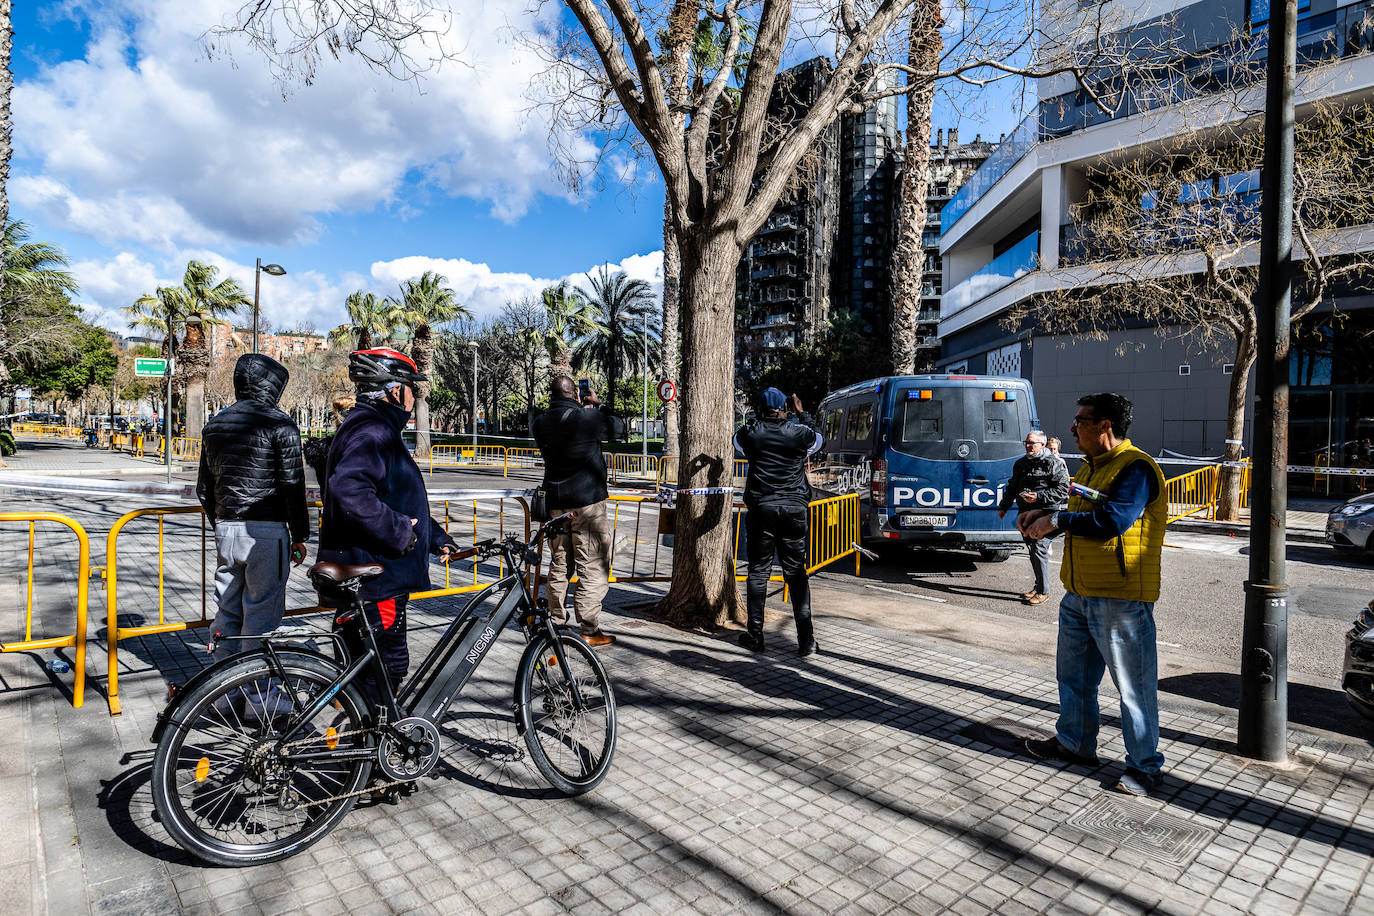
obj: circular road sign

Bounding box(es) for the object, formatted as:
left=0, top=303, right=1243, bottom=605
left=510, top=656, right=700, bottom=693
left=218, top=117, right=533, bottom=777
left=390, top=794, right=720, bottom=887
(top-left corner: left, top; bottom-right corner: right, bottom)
left=656, top=378, right=677, bottom=403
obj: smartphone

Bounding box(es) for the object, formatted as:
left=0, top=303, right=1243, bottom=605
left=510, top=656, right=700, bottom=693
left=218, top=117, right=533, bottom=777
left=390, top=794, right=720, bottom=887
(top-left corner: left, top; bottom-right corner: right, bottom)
left=578, top=378, right=592, bottom=401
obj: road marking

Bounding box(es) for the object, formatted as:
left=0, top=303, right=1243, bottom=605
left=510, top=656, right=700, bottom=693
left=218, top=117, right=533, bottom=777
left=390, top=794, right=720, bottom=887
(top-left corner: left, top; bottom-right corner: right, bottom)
left=1159, top=640, right=1182, bottom=648
left=863, top=584, right=948, bottom=603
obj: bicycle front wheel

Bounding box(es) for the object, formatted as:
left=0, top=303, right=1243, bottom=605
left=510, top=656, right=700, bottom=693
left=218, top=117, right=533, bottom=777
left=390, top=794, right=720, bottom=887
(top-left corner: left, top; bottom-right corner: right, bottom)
left=150, top=651, right=374, bottom=866
left=515, top=634, right=617, bottom=795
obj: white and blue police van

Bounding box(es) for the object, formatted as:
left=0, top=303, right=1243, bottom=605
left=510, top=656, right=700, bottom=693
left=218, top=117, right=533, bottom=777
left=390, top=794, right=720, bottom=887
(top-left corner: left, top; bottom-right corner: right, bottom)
left=814, top=374, right=1040, bottom=562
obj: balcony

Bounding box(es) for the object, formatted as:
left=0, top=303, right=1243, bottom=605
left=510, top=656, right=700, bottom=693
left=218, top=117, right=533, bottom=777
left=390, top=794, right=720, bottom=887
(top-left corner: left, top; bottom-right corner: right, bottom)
left=751, top=263, right=800, bottom=280
left=753, top=288, right=800, bottom=305
left=752, top=240, right=798, bottom=257
left=750, top=313, right=796, bottom=330
left=942, top=232, right=1040, bottom=314
left=940, top=0, right=1374, bottom=237
left=759, top=215, right=800, bottom=234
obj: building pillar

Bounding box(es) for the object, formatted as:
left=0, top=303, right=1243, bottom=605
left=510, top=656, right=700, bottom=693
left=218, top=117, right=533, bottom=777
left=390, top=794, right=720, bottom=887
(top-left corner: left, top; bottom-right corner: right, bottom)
left=1040, top=164, right=1065, bottom=271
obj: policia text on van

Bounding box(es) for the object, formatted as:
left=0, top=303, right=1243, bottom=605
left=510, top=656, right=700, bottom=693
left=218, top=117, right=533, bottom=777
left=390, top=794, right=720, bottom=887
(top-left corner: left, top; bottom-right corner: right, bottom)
left=814, top=375, right=1039, bottom=562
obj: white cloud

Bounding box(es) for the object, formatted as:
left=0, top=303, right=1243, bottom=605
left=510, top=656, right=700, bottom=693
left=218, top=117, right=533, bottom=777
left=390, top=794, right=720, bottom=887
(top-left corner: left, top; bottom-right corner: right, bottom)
left=369, top=250, right=664, bottom=323
left=15, top=0, right=591, bottom=250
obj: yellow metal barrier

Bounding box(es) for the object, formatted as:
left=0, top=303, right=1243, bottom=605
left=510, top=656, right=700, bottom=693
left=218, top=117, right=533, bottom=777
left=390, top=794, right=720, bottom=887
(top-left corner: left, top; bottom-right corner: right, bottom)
left=0, top=513, right=91, bottom=708
left=1165, top=465, right=1218, bottom=523
left=12, top=423, right=81, bottom=439
left=102, top=495, right=532, bottom=716
left=507, top=447, right=542, bottom=470
left=804, top=493, right=863, bottom=575
left=429, top=445, right=509, bottom=476
left=605, top=453, right=660, bottom=484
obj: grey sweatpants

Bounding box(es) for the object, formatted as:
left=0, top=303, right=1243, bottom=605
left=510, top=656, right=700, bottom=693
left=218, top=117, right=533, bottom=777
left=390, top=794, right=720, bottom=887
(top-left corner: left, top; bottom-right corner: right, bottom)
left=209, top=520, right=291, bottom=659
left=1025, top=536, right=1052, bottom=595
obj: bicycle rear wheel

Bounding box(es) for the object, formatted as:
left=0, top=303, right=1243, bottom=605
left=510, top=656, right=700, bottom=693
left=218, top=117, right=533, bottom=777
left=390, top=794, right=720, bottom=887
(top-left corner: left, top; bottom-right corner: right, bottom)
left=150, top=651, right=374, bottom=866
left=515, top=634, right=617, bottom=794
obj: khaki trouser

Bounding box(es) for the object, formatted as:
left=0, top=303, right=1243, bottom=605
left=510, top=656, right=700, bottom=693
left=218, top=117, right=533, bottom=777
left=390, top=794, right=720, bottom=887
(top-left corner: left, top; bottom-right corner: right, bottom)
left=544, top=500, right=612, bottom=635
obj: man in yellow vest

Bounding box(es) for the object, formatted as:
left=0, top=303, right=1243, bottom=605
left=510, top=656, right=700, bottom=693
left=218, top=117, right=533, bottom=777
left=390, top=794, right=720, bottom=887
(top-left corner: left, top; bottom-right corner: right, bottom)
left=1017, top=392, right=1168, bottom=797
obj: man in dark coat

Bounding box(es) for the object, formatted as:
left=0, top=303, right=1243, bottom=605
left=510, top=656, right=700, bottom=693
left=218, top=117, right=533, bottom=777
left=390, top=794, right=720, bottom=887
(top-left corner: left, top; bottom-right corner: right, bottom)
left=198, top=353, right=309, bottom=659
left=733, top=388, right=824, bottom=655
left=531, top=375, right=625, bottom=647
left=318, top=349, right=457, bottom=699
left=998, top=429, right=1071, bottom=604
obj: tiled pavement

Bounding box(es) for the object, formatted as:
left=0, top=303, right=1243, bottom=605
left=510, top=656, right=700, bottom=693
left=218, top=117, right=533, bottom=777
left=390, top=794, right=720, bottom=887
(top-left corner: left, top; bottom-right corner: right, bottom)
left=4, top=459, right=1374, bottom=913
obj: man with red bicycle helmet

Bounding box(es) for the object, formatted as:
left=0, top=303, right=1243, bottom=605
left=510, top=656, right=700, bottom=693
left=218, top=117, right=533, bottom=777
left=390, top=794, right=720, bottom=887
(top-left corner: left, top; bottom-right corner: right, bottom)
left=318, top=347, right=457, bottom=703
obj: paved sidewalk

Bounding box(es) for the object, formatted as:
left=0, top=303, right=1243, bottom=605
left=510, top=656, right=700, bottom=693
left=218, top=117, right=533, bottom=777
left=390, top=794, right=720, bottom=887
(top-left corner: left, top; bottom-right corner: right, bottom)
left=3, top=570, right=1374, bottom=914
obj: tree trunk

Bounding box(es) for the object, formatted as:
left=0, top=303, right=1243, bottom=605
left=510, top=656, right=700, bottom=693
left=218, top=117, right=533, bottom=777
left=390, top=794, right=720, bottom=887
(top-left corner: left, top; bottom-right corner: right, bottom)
left=658, top=233, right=744, bottom=629
left=413, top=327, right=432, bottom=457
left=661, top=209, right=683, bottom=457
left=0, top=0, right=11, bottom=435
left=606, top=329, right=619, bottom=414
left=1215, top=330, right=1256, bottom=521
left=888, top=2, right=942, bottom=375
left=181, top=319, right=209, bottom=439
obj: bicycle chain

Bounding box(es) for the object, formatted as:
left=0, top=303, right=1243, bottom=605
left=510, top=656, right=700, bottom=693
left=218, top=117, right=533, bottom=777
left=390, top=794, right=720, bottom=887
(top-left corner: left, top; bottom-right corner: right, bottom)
left=268, top=724, right=414, bottom=811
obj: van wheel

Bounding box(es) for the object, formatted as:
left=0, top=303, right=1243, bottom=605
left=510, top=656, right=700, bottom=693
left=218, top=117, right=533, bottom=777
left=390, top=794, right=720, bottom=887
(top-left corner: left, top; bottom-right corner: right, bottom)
left=978, top=548, right=1013, bottom=563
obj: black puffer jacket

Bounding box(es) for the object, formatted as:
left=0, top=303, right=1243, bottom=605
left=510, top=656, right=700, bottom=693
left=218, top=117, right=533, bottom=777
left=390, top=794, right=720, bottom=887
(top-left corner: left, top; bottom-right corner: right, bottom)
left=532, top=396, right=626, bottom=511
left=196, top=354, right=309, bottom=542
left=999, top=449, right=1071, bottom=512
left=733, top=412, right=824, bottom=508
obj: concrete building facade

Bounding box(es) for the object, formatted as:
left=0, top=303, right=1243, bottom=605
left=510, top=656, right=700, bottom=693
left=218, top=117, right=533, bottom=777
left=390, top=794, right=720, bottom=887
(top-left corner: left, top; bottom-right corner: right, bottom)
left=937, top=0, right=1374, bottom=484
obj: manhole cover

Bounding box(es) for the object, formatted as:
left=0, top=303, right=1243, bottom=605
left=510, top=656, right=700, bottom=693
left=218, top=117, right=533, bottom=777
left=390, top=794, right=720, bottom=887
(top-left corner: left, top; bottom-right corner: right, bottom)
left=1064, top=796, right=1213, bottom=867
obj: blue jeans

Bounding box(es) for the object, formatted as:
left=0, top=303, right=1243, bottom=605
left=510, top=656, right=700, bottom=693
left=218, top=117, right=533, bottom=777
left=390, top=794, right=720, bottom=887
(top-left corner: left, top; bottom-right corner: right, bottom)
left=1055, top=592, right=1164, bottom=774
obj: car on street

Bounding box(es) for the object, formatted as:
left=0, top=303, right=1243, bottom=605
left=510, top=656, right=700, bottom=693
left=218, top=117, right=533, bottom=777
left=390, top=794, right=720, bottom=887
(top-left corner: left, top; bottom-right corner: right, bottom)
left=1343, top=600, right=1374, bottom=721
left=1327, top=492, right=1374, bottom=554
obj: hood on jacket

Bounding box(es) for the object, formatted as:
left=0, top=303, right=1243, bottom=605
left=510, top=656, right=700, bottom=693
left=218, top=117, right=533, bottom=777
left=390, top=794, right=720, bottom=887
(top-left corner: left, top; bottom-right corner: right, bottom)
left=233, top=353, right=289, bottom=406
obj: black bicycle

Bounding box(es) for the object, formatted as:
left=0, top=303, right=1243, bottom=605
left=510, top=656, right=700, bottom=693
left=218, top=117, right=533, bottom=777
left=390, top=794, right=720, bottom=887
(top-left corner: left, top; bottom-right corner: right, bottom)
left=149, top=517, right=617, bottom=866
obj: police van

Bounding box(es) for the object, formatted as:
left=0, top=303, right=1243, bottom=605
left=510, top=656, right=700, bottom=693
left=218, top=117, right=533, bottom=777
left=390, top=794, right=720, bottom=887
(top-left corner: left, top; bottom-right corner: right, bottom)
left=813, top=374, right=1040, bottom=561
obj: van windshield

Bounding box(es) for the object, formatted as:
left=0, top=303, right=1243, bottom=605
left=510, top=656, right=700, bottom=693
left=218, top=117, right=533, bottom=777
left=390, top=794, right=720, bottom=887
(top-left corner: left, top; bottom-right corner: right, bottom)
left=893, top=386, right=1030, bottom=461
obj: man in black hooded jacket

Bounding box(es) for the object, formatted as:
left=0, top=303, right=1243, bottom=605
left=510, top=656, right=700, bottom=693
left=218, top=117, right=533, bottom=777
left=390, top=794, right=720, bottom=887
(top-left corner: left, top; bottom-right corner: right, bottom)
left=198, top=354, right=309, bottom=659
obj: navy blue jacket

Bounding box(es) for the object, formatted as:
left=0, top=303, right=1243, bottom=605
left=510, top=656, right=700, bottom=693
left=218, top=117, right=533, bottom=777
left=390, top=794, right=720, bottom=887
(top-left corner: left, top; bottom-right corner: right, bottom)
left=318, top=399, right=455, bottom=602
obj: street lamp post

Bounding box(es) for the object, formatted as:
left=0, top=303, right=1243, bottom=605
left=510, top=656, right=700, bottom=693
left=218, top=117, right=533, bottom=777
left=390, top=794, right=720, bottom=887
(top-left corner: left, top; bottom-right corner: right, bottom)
left=252, top=258, right=287, bottom=354
left=469, top=340, right=480, bottom=451
left=641, top=310, right=649, bottom=465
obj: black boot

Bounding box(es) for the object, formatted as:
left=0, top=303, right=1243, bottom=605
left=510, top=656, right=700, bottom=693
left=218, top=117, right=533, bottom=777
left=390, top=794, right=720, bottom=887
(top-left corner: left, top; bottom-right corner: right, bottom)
left=791, top=577, right=817, bottom=656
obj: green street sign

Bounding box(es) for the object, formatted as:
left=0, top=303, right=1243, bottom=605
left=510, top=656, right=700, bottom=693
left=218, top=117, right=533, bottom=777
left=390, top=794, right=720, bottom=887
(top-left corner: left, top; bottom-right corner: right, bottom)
left=134, top=358, right=168, bottom=377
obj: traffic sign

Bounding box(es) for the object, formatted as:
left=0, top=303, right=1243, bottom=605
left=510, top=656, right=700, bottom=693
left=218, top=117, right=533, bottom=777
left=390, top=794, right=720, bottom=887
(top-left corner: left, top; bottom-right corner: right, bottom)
left=134, top=358, right=168, bottom=377
left=656, top=378, right=677, bottom=403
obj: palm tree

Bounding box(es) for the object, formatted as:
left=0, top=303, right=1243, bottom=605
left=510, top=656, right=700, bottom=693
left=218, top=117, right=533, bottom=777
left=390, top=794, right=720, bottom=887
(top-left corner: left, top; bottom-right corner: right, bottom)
left=0, top=220, right=79, bottom=394
left=572, top=267, right=657, bottom=413
left=127, top=260, right=248, bottom=439
left=540, top=283, right=597, bottom=378
left=384, top=270, right=470, bottom=457
left=330, top=291, right=393, bottom=350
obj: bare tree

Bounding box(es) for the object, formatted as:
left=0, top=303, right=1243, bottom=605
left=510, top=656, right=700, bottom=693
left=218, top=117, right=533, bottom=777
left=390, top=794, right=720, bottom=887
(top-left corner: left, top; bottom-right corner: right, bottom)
left=1009, top=100, right=1374, bottom=520
left=501, top=298, right=551, bottom=428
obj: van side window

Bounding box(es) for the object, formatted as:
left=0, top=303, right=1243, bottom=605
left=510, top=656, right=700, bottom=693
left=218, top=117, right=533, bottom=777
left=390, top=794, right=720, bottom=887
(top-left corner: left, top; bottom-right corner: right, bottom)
left=982, top=399, right=1020, bottom=442
left=822, top=407, right=845, bottom=444
left=844, top=402, right=876, bottom=445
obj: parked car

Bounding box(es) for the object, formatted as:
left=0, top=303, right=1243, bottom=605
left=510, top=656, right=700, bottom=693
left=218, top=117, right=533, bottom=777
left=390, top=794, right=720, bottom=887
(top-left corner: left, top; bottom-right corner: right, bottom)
left=1327, top=493, right=1374, bottom=553
left=1343, top=601, right=1374, bottom=721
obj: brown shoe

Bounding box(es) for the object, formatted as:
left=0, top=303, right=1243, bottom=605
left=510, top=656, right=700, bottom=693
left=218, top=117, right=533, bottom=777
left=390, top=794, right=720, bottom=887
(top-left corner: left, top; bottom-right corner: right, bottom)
left=583, top=633, right=617, bottom=647
left=1025, top=593, right=1050, bottom=605
left=1020, top=590, right=1038, bottom=600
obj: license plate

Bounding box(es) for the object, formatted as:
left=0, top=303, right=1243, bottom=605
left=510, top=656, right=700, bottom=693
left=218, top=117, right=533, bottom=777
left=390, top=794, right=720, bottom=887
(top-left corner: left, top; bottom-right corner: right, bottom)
left=900, top=514, right=950, bottom=528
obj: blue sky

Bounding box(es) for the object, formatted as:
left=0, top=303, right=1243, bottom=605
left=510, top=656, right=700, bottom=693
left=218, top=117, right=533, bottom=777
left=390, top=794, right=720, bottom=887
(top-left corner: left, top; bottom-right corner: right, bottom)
left=13, top=1, right=1023, bottom=337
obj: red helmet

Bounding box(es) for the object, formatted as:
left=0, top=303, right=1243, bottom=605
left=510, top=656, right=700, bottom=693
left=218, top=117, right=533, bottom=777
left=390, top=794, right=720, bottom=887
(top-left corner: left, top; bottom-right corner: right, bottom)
left=348, top=348, right=427, bottom=392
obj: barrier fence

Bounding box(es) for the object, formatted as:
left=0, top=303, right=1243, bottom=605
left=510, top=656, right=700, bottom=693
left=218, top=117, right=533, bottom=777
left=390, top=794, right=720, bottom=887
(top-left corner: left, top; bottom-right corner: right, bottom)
left=657, top=455, right=750, bottom=488
left=0, top=513, right=91, bottom=707
left=12, top=424, right=82, bottom=439
left=1163, top=460, right=1254, bottom=523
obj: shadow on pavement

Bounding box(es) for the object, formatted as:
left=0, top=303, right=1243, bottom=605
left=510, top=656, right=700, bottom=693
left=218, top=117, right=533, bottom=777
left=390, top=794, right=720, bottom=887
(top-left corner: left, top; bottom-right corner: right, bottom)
left=97, top=753, right=201, bottom=867
left=1160, top=671, right=1374, bottom=746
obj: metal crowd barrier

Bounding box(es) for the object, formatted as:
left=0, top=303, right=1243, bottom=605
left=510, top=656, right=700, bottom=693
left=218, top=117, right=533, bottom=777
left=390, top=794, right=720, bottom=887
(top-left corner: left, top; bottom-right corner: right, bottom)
left=0, top=513, right=91, bottom=707
left=101, top=490, right=533, bottom=716
left=428, top=445, right=512, bottom=477
left=1165, top=465, right=1219, bottom=523
left=12, top=424, right=82, bottom=439
left=656, top=455, right=749, bottom=487
left=604, top=453, right=660, bottom=484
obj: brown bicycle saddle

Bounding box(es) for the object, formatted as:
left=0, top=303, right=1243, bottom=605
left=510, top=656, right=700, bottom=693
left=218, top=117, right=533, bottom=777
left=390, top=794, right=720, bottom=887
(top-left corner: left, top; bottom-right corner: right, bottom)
left=308, top=561, right=384, bottom=584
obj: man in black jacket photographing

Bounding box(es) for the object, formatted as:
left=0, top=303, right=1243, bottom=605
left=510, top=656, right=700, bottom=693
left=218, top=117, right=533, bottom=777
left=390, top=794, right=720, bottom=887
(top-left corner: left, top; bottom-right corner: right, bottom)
left=734, top=388, right=824, bottom=655
left=532, top=376, right=626, bottom=647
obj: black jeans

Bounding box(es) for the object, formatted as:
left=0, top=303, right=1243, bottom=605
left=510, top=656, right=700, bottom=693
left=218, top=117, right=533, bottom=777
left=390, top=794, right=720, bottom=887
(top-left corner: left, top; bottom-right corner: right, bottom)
left=745, top=502, right=813, bottom=646
left=336, top=595, right=410, bottom=707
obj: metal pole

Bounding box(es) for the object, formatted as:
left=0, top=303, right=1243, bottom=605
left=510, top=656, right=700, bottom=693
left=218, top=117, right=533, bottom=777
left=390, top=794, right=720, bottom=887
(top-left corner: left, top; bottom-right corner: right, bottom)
left=472, top=346, right=479, bottom=450
left=108, top=376, right=115, bottom=450
left=1239, top=0, right=1295, bottom=763
left=642, top=310, right=649, bottom=465
left=252, top=258, right=262, bottom=355
left=164, top=352, right=175, bottom=484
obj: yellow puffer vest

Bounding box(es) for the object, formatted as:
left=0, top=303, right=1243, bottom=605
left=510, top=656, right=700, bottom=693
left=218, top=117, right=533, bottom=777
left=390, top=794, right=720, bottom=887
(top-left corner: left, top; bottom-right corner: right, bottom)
left=1060, top=439, right=1167, bottom=602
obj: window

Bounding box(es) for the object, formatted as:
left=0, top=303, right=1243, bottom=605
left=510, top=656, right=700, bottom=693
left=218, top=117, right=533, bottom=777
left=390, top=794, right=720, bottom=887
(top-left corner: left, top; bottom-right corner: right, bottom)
left=845, top=401, right=877, bottom=445
left=822, top=407, right=845, bottom=443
